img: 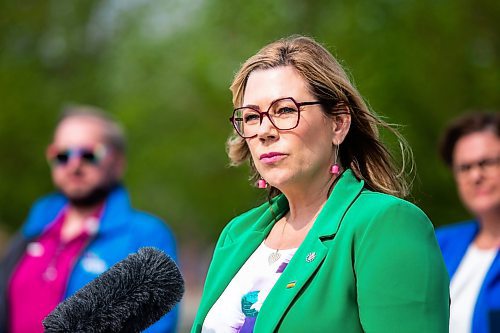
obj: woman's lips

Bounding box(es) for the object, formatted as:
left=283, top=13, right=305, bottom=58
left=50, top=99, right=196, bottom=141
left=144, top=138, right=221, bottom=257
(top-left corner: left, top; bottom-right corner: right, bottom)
left=259, top=152, right=287, bottom=164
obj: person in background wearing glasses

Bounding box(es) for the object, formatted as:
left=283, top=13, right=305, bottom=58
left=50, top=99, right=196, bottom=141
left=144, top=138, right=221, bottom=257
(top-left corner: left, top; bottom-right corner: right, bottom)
left=191, top=35, right=449, bottom=333
left=0, top=106, right=179, bottom=333
left=436, top=112, right=500, bottom=333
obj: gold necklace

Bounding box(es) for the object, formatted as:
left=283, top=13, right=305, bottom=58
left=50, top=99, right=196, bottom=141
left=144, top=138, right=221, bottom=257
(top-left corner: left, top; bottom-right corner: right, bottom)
left=268, top=219, right=287, bottom=265
left=267, top=206, right=324, bottom=265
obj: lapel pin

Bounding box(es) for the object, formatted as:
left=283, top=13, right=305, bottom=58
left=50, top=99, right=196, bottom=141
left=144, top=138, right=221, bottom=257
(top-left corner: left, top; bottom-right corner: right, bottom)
left=306, top=252, right=316, bottom=262
left=286, top=281, right=296, bottom=289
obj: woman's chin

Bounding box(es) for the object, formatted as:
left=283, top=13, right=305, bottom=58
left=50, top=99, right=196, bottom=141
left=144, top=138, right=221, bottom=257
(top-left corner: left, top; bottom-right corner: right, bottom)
left=265, top=175, right=301, bottom=192
left=469, top=201, right=500, bottom=218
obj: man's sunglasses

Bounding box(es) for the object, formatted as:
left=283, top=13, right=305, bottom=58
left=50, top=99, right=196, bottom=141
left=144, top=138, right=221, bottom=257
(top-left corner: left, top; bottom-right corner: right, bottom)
left=49, top=145, right=107, bottom=166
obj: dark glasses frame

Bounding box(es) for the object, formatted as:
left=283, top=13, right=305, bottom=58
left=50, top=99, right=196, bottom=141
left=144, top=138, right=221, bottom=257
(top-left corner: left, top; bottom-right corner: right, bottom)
left=229, top=97, right=323, bottom=139
left=454, top=155, right=500, bottom=175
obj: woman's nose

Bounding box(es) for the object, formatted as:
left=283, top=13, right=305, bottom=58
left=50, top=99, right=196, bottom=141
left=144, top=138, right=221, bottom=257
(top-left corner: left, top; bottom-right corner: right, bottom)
left=256, top=114, right=278, bottom=140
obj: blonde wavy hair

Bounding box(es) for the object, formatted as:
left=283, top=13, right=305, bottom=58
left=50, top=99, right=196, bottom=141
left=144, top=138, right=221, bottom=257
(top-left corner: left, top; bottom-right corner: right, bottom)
left=227, top=35, right=414, bottom=198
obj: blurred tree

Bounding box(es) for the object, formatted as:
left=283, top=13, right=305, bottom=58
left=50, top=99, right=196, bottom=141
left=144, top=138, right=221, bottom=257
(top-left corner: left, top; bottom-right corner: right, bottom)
left=0, top=0, right=498, bottom=246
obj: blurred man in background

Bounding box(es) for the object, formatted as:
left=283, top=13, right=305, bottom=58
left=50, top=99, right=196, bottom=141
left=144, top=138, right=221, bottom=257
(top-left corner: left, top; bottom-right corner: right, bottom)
left=436, top=111, right=500, bottom=333
left=0, top=105, right=179, bottom=333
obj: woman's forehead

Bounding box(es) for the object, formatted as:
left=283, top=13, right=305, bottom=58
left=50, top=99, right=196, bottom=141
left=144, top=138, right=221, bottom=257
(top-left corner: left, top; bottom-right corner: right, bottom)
left=243, top=67, right=311, bottom=105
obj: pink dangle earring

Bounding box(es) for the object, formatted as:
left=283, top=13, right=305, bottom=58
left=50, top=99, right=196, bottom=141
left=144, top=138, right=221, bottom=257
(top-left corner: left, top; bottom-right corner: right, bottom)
left=257, top=178, right=268, bottom=189
left=330, top=144, right=340, bottom=175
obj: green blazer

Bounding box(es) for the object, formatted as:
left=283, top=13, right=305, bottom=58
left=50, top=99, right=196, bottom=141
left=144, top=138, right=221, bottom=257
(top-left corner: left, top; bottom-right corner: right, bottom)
left=192, top=170, right=450, bottom=332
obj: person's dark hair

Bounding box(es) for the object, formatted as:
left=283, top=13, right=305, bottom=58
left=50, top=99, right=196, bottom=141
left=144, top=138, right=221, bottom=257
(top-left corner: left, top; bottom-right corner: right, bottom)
left=57, top=104, right=126, bottom=154
left=439, top=111, right=500, bottom=167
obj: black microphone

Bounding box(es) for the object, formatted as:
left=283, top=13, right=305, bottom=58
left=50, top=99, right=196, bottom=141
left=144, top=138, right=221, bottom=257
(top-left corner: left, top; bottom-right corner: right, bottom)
left=43, top=247, right=184, bottom=333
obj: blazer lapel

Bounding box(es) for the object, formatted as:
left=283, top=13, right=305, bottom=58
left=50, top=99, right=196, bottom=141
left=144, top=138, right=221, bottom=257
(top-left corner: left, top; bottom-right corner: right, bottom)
left=256, top=237, right=328, bottom=332
left=255, top=170, right=364, bottom=332
left=196, top=196, right=290, bottom=323
left=199, top=230, right=266, bottom=317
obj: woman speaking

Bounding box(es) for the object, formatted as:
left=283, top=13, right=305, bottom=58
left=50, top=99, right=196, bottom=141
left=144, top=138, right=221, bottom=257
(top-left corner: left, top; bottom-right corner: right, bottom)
left=192, top=35, right=449, bottom=333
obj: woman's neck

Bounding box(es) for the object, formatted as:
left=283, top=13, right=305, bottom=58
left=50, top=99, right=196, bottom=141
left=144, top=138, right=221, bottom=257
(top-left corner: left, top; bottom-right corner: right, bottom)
left=282, top=173, right=338, bottom=229
left=475, top=210, right=500, bottom=249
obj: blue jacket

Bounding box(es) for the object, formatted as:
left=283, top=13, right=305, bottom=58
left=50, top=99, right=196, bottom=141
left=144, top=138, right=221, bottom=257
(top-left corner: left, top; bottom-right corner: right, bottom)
left=0, top=186, right=179, bottom=333
left=436, top=221, right=500, bottom=333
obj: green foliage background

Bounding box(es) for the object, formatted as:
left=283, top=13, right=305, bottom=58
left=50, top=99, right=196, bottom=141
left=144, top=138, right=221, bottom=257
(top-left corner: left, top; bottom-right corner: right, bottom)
left=1, top=0, right=499, bottom=245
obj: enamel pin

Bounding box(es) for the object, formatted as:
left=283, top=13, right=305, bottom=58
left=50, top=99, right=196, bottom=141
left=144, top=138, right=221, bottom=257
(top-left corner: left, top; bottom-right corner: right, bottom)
left=306, top=252, right=316, bottom=263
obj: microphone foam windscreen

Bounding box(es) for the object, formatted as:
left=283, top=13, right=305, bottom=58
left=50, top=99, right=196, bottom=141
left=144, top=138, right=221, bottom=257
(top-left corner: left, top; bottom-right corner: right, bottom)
left=43, top=247, right=184, bottom=333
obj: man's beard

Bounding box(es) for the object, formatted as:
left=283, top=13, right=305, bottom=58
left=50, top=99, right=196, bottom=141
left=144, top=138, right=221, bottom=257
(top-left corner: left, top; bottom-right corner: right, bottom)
left=63, top=182, right=119, bottom=208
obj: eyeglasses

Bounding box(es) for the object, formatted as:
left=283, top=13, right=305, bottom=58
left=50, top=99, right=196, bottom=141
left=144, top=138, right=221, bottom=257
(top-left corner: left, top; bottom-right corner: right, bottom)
left=454, top=155, right=500, bottom=176
left=229, top=97, right=323, bottom=139
left=49, top=145, right=108, bottom=167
